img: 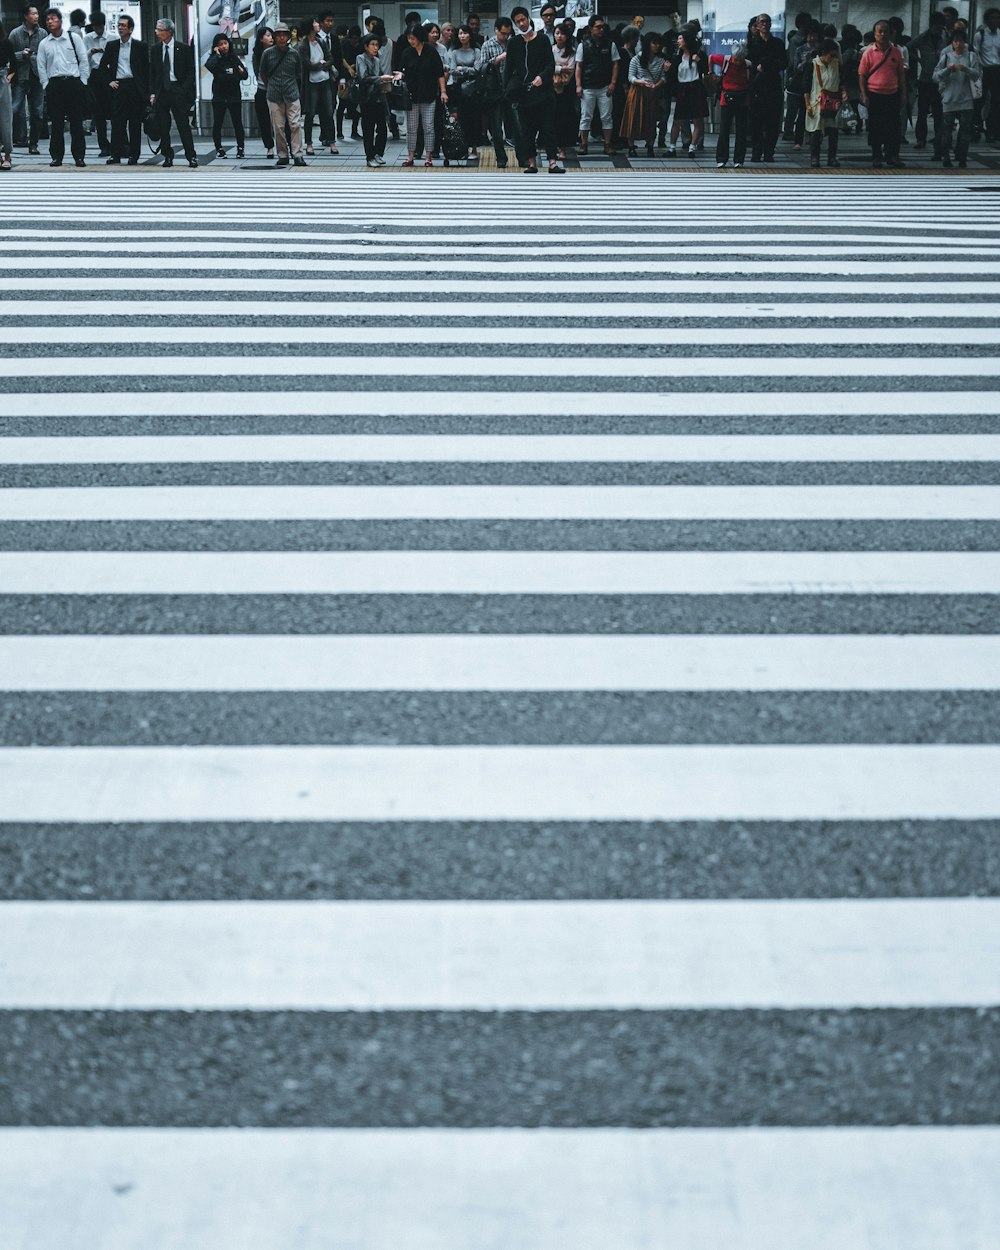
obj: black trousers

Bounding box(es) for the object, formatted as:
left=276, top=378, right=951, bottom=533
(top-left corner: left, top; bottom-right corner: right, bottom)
left=90, top=86, right=109, bottom=149
left=749, top=90, right=781, bottom=158
left=485, top=97, right=515, bottom=160
left=254, top=89, right=273, bottom=148
left=212, top=93, right=244, bottom=149
left=156, top=84, right=195, bottom=161
left=715, top=105, right=747, bottom=164
left=360, top=99, right=387, bottom=159
left=915, top=80, right=943, bottom=151
left=809, top=126, right=839, bottom=162
left=45, top=75, right=86, bottom=163
left=110, top=78, right=144, bottom=161
left=867, top=90, right=900, bottom=160
left=514, top=96, right=556, bottom=164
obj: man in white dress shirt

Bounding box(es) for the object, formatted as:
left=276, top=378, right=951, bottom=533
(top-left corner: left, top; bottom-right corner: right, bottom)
left=36, top=6, right=89, bottom=166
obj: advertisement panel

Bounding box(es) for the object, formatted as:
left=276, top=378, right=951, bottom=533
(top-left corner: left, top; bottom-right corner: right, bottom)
left=701, top=3, right=784, bottom=56
left=197, top=0, right=274, bottom=100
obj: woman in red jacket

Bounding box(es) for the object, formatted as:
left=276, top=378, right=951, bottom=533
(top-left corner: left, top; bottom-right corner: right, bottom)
left=710, top=42, right=751, bottom=167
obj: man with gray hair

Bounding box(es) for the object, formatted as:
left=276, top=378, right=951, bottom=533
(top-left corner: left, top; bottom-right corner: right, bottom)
left=150, top=16, right=198, bottom=167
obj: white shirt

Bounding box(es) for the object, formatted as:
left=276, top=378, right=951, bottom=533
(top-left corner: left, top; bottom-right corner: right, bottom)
left=575, top=39, right=620, bottom=64
left=975, top=26, right=1000, bottom=66
left=84, top=28, right=111, bottom=62
left=116, top=36, right=133, bottom=79
left=37, top=30, right=90, bottom=88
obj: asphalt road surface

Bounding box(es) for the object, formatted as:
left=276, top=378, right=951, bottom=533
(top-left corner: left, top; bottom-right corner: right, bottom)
left=1, top=172, right=998, bottom=1249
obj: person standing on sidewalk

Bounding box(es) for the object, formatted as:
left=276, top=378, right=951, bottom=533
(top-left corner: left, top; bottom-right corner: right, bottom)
left=859, top=20, right=907, bottom=168
left=480, top=16, right=514, bottom=168
left=0, top=23, right=15, bottom=169
left=575, top=14, right=619, bottom=155
left=36, top=7, right=89, bottom=167
left=150, top=17, right=198, bottom=168
left=355, top=32, right=390, bottom=166
left=259, top=22, right=306, bottom=166
left=933, top=27, right=982, bottom=168
left=910, top=13, right=947, bottom=155
left=99, top=14, right=148, bottom=164
left=207, top=32, right=247, bottom=158
left=10, top=4, right=44, bottom=152
left=973, top=8, right=1000, bottom=140
left=509, top=6, right=562, bottom=173
left=747, top=12, right=786, bottom=161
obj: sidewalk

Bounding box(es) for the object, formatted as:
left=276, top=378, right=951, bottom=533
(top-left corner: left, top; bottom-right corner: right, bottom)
left=9, top=127, right=1000, bottom=172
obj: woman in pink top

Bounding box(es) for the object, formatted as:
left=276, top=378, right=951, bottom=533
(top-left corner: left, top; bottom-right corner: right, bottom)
left=859, top=20, right=907, bottom=167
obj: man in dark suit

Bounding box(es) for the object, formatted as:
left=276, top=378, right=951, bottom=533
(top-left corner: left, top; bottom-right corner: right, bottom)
left=99, top=13, right=149, bottom=163
left=149, top=15, right=198, bottom=166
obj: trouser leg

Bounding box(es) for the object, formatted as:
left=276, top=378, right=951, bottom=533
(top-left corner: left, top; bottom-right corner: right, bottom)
left=953, top=108, right=972, bottom=161
left=0, top=76, right=12, bottom=155
left=286, top=99, right=302, bottom=155
left=269, top=101, right=288, bottom=157
left=45, top=80, right=66, bottom=162
left=255, top=91, right=273, bottom=147
left=985, top=65, right=1000, bottom=137
left=733, top=108, right=747, bottom=163
left=809, top=128, right=821, bottom=160
left=715, top=106, right=731, bottom=162
left=166, top=88, right=195, bottom=159
left=826, top=127, right=839, bottom=161
left=66, top=79, right=86, bottom=162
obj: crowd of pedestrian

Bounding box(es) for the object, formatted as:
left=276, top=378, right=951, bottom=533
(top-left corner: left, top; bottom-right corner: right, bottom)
left=1, top=2, right=997, bottom=172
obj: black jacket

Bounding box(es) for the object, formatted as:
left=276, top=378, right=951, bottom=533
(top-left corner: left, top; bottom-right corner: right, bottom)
left=151, top=38, right=196, bottom=102
left=97, top=37, right=150, bottom=98
left=206, top=47, right=248, bottom=97
left=506, top=30, right=555, bottom=100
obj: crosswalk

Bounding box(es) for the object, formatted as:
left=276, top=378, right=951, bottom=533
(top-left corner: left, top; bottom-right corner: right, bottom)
left=2, top=172, right=999, bottom=1249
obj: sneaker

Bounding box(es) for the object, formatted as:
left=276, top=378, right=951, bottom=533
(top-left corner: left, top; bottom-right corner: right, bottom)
left=667, top=146, right=676, bottom=157
left=367, top=158, right=379, bottom=167
left=374, top=155, right=386, bottom=166
left=717, top=160, right=727, bottom=168
left=216, top=148, right=227, bottom=157
left=733, top=162, right=743, bottom=168
left=688, top=145, right=697, bottom=157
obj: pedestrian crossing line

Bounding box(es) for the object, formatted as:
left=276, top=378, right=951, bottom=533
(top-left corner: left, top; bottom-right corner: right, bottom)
left=4, top=435, right=1000, bottom=464
left=1, top=1127, right=996, bottom=1250
left=2, top=551, right=995, bottom=595
left=5, top=325, right=999, bottom=347
left=2, top=745, right=998, bottom=822
left=2, top=485, right=998, bottom=522
left=13, top=277, right=1000, bottom=295
left=0, top=899, right=995, bottom=1010
left=4, top=635, right=995, bottom=691
left=5, top=301, right=997, bottom=321
left=17, top=257, right=1000, bottom=276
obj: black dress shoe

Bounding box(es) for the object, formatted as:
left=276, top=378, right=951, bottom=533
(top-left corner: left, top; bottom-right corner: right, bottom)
left=49, top=159, right=62, bottom=166
left=187, top=157, right=198, bottom=168
left=127, top=158, right=138, bottom=165
left=163, top=157, right=174, bottom=166
left=106, top=156, right=121, bottom=164
left=28, top=146, right=40, bottom=154
left=74, top=159, right=86, bottom=166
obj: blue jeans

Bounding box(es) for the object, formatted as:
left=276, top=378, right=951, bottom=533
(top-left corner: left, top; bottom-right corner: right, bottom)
left=11, top=77, right=43, bottom=147
left=942, top=107, right=972, bottom=163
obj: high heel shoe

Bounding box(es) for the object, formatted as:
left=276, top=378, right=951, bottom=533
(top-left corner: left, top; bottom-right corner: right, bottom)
left=424, top=156, right=433, bottom=167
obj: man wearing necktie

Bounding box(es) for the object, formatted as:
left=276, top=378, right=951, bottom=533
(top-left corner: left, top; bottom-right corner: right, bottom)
left=150, top=16, right=197, bottom=166
left=99, top=14, right=149, bottom=163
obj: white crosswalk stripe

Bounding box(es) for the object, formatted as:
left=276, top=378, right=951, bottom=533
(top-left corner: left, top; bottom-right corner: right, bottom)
left=1, top=171, right=998, bottom=1249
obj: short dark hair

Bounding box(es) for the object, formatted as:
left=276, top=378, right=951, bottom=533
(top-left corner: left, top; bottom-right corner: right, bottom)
left=318, top=10, right=334, bottom=21
left=818, top=37, right=839, bottom=56
left=42, top=7, right=62, bottom=23
left=540, top=2, right=556, bottom=13
left=929, top=12, right=947, bottom=26
left=404, top=10, right=421, bottom=22
left=69, top=8, right=86, bottom=24
left=22, top=4, right=39, bottom=16
left=510, top=6, right=530, bottom=22
left=494, top=15, right=512, bottom=30
left=407, top=21, right=426, bottom=42
left=117, top=14, right=134, bottom=28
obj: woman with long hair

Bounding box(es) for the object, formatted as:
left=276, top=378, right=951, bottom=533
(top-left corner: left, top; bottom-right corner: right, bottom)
left=621, top=30, right=666, bottom=156
left=666, top=28, right=708, bottom=156
left=252, top=27, right=275, bottom=158
left=552, top=22, right=578, bottom=157
left=448, top=23, right=481, bottom=158
left=299, top=22, right=337, bottom=154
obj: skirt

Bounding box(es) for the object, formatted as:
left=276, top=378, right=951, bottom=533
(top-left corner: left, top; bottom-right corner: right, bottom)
left=620, top=84, right=657, bottom=144
left=673, top=78, right=707, bottom=121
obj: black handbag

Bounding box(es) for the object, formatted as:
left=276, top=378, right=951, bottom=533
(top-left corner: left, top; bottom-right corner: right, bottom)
left=479, top=62, right=503, bottom=105
left=142, top=104, right=161, bottom=143
left=388, top=81, right=411, bottom=110
left=504, top=72, right=531, bottom=105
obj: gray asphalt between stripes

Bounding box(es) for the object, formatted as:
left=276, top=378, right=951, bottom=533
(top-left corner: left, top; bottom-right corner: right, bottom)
left=2, top=1009, right=995, bottom=1126
left=5, top=520, right=997, bottom=552
left=4, top=820, right=997, bottom=901
left=6, top=415, right=999, bottom=437
left=6, top=462, right=1000, bottom=487
left=5, top=594, right=997, bottom=634
left=5, top=691, right=999, bottom=746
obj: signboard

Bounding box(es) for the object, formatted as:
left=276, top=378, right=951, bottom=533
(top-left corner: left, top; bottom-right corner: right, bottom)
left=702, top=4, right=785, bottom=56
left=197, top=0, right=270, bottom=100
